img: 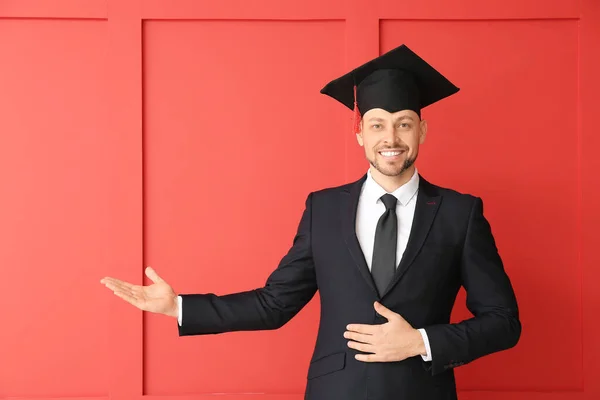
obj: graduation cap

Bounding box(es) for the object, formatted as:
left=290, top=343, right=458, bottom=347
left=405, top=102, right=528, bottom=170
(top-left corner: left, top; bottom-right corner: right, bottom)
left=320, top=44, right=459, bottom=133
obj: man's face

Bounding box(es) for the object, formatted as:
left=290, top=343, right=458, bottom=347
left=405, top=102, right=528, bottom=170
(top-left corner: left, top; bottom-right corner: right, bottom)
left=356, top=108, right=427, bottom=178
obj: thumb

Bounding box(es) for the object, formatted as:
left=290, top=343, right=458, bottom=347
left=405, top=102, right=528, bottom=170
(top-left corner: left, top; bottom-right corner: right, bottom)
left=374, top=301, right=397, bottom=320
left=145, top=266, right=164, bottom=284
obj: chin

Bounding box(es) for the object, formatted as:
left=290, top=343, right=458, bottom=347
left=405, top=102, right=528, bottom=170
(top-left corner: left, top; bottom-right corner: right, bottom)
left=380, top=167, right=406, bottom=177
left=370, top=163, right=403, bottom=177
left=371, top=157, right=415, bottom=177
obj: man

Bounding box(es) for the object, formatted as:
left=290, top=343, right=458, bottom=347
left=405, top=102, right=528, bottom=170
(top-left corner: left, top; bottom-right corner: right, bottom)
left=101, top=44, right=521, bottom=400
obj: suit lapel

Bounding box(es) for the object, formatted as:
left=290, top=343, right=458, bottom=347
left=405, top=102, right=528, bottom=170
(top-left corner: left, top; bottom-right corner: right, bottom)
left=381, top=175, right=442, bottom=298
left=340, top=175, right=379, bottom=297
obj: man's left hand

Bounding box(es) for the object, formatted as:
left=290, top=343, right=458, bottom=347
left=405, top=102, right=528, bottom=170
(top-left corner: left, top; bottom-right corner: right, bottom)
left=344, top=301, right=426, bottom=362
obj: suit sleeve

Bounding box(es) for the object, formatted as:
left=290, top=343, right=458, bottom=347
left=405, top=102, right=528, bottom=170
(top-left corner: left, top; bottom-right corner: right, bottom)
left=177, top=193, right=318, bottom=336
left=423, top=197, right=521, bottom=375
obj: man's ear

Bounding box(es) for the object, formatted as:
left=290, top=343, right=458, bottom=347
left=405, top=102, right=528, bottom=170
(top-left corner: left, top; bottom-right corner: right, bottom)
left=419, top=119, right=428, bottom=144
left=356, top=132, right=364, bottom=146
left=356, top=120, right=364, bottom=146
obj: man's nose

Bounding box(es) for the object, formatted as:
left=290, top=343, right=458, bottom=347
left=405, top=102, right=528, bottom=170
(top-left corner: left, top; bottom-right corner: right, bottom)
left=382, top=127, right=396, bottom=143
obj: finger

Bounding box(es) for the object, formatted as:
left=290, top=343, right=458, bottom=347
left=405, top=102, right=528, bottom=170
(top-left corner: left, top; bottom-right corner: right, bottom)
left=145, top=266, right=164, bottom=284
left=103, top=280, right=135, bottom=295
left=346, top=323, right=379, bottom=335
left=374, top=301, right=397, bottom=320
left=347, top=341, right=376, bottom=353
left=101, top=277, right=136, bottom=291
left=355, top=353, right=385, bottom=362
left=113, top=290, right=144, bottom=309
left=344, top=331, right=374, bottom=344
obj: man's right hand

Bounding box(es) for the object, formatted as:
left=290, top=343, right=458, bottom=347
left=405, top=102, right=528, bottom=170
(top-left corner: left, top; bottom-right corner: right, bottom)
left=100, top=267, right=178, bottom=318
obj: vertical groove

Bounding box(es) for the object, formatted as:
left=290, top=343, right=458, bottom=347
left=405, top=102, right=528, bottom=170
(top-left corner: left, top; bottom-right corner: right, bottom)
left=141, top=17, right=147, bottom=397
left=576, top=17, right=584, bottom=392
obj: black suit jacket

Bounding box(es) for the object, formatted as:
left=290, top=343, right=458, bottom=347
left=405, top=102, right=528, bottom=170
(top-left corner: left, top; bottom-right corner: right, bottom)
left=178, top=174, right=521, bottom=400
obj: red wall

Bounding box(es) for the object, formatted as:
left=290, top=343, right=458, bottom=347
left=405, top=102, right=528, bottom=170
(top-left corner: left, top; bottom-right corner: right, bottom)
left=1, top=1, right=599, bottom=399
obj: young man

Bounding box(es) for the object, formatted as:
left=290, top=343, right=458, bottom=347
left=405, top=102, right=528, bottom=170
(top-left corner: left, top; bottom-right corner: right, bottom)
left=102, top=44, right=521, bottom=400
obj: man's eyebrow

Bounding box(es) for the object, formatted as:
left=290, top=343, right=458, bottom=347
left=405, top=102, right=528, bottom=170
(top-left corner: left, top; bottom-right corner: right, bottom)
left=367, top=115, right=415, bottom=122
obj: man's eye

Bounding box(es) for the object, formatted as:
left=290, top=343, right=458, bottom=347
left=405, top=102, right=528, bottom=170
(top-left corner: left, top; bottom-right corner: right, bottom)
left=371, top=124, right=381, bottom=129
left=399, top=123, right=410, bottom=129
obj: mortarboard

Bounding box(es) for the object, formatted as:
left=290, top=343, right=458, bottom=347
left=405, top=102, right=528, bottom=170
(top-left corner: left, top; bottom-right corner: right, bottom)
left=320, top=44, right=459, bottom=132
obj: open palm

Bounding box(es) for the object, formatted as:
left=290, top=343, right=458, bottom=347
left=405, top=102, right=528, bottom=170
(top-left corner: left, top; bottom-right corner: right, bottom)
left=100, top=267, right=178, bottom=318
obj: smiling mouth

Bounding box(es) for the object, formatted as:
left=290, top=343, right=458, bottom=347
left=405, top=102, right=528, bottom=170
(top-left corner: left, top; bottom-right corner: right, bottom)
left=378, top=149, right=406, bottom=157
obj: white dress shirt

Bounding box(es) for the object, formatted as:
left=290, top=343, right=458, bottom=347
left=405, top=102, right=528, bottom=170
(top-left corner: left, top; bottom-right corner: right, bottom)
left=355, top=168, right=432, bottom=362
left=177, top=167, right=433, bottom=362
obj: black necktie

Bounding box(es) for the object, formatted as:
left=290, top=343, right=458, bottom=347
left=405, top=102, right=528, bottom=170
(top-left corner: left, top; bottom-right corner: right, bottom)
left=371, top=194, right=398, bottom=296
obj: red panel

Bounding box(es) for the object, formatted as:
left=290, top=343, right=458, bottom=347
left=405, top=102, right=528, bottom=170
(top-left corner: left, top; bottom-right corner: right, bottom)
left=0, top=19, right=109, bottom=397
left=142, top=20, right=346, bottom=394
left=0, top=0, right=106, bottom=19
left=580, top=1, right=600, bottom=399
left=379, top=19, right=580, bottom=391
left=459, top=392, right=583, bottom=400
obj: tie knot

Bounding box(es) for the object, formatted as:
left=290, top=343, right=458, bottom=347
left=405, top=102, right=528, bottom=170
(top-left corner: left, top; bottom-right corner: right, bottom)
left=380, top=194, right=397, bottom=210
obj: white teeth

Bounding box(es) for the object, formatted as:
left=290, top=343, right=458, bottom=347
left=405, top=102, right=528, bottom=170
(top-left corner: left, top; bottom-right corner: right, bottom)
left=381, top=151, right=401, bottom=157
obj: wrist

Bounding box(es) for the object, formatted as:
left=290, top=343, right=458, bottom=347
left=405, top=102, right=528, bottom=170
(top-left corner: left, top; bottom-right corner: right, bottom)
left=413, top=329, right=426, bottom=357
left=167, top=294, right=179, bottom=319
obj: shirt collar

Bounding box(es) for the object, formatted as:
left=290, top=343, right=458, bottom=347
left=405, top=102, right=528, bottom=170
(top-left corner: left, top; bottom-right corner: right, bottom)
left=362, top=168, right=420, bottom=207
